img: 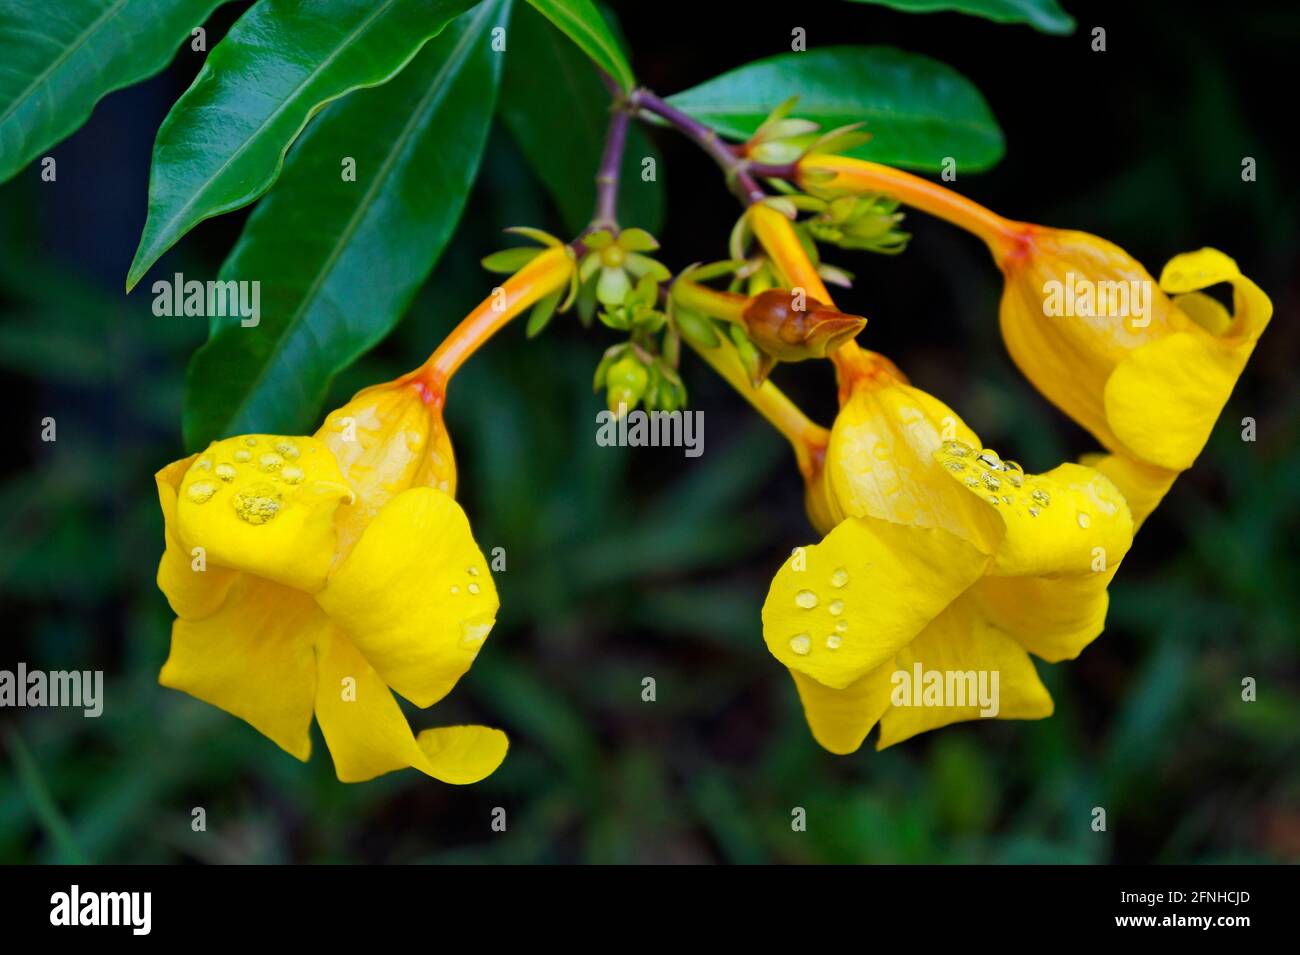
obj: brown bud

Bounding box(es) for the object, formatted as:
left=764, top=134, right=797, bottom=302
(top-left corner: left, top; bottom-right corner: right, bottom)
left=740, top=289, right=866, bottom=362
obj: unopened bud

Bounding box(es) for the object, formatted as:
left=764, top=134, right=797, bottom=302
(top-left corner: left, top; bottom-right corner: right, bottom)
left=740, top=289, right=866, bottom=362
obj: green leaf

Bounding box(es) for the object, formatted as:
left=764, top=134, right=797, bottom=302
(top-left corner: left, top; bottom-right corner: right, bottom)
left=482, top=247, right=545, bottom=273
left=126, top=0, right=479, bottom=291
left=499, top=2, right=662, bottom=233
left=666, top=46, right=1004, bottom=173
left=845, top=0, right=1075, bottom=35
left=523, top=0, right=634, bottom=90
left=0, top=0, right=232, bottom=186
left=181, top=0, right=510, bottom=448
left=525, top=286, right=563, bottom=338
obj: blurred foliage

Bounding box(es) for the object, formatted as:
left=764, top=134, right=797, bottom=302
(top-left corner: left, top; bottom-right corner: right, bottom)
left=1, top=0, right=1298, bottom=863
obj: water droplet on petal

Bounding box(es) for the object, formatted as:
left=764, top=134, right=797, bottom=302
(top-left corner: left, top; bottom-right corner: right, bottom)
left=944, top=459, right=967, bottom=472
left=1077, top=511, right=1092, bottom=528
left=825, top=635, right=842, bottom=650
left=244, top=437, right=258, bottom=447
left=215, top=463, right=237, bottom=482
left=941, top=440, right=972, bottom=457
left=186, top=481, right=217, bottom=504
left=274, top=440, right=300, bottom=459
left=468, top=582, right=481, bottom=595
left=794, top=590, right=818, bottom=609
left=789, top=634, right=811, bottom=655
left=829, top=599, right=844, bottom=616
left=1030, top=488, right=1051, bottom=508
left=233, top=483, right=282, bottom=524
left=981, top=471, right=1001, bottom=491
left=976, top=451, right=1001, bottom=469
left=467, top=566, right=479, bottom=576
left=1028, top=507, right=1040, bottom=517
left=281, top=464, right=304, bottom=484
left=987, top=495, right=1000, bottom=505
left=835, top=620, right=848, bottom=632
left=234, top=449, right=252, bottom=463
left=194, top=457, right=212, bottom=471
left=830, top=567, right=849, bottom=588
left=258, top=452, right=284, bottom=473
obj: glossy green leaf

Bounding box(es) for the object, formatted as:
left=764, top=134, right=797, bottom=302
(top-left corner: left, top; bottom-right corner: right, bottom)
left=127, top=0, right=479, bottom=291
left=667, top=45, right=1004, bottom=173
left=845, top=0, right=1075, bottom=35
left=499, top=2, right=662, bottom=233
left=523, top=0, right=634, bottom=90
left=181, top=0, right=510, bottom=448
left=0, top=0, right=232, bottom=186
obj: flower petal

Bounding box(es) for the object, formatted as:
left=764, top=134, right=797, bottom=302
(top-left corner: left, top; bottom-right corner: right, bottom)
left=1080, top=452, right=1179, bottom=529
left=316, top=487, right=498, bottom=709
left=159, top=575, right=322, bottom=760
left=155, top=456, right=237, bottom=619
left=313, top=628, right=506, bottom=784
left=762, top=515, right=989, bottom=689
left=931, top=448, right=1133, bottom=579
left=876, top=594, right=1054, bottom=749
left=790, top=663, right=894, bottom=755
left=1104, top=249, right=1271, bottom=471
left=173, top=435, right=353, bottom=592
left=972, top=569, right=1115, bottom=663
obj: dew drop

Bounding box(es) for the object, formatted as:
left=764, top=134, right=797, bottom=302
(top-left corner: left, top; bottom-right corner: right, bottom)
left=467, top=566, right=479, bottom=576
left=1028, top=507, right=1040, bottom=517
left=987, top=495, right=1000, bottom=505
left=976, top=451, right=1001, bottom=469
left=941, top=440, right=972, bottom=457
left=830, top=567, right=849, bottom=588
left=244, top=437, right=258, bottom=447
left=825, top=635, right=842, bottom=650
left=835, top=620, right=848, bottom=633
left=215, top=463, right=237, bottom=482
left=258, top=452, right=285, bottom=473
left=234, top=449, right=252, bottom=463
left=194, top=456, right=213, bottom=472
left=829, top=599, right=844, bottom=616
left=794, top=590, right=818, bottom=609
left=964, top=477, right=980, bottom=488
left=789, top=634, right=811, bottom=655
left=186, top=481, right=217, bottom=504
left=281, top=464, right=304, bottom=484
left=450, top=586, right=460, bottom=595
left=1077, top=511, right=1092, bottom=528
left=981, top=471, right=1001, bottom=491
left=944, top=459, right=967, bottom=472
left=468, top=582, right=481, bottom=595
left=233, top=483, right=282, bottom=525
left=274, top=440, right=300, bottom=459
left=1030, top=488, right=1052, bottom=508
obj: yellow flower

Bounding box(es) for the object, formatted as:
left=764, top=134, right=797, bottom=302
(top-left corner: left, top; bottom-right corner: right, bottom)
left=155, top=246, right=576, bottom=783
left=797, top=154, right=1273, bottom=523
left=767, top=351, right=1134, bottom=753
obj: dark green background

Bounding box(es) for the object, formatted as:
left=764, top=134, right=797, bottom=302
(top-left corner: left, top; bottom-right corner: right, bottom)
left=1, top=0, right=1296, bottom=863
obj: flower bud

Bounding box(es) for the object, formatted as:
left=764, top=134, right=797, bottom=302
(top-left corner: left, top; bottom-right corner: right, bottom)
left=605, top=354, right=649, bottom=415
left=741, top=288, right=866, bottom=362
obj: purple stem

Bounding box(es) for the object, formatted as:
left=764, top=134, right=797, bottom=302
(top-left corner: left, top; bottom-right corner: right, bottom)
left=592, top=108, right=629, bottom=230
left=629, top=89, right=767, bottom=206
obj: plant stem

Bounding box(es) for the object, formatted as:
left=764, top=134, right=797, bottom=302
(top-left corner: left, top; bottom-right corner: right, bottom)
left=591, top=108, right=630, bottom=230
left=630, top=89, right=766, bottom=206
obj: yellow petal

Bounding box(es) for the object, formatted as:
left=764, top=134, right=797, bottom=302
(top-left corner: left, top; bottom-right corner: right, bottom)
left=159, top=575, right=322, bottom=760
left=316, top=487, right=498, bottom=709
left=815, top=364, right=1002, bottom=550
left=172, top=434, right=353, bottom=592
left=790, top=663, right=894, bottom=755
left=876, top=594, right=1054, bottom=749
left=762, top=515, right=989, bottom=689
left=155, top=456, right=237, bottom=619
left=1081, top=452, right=1178, bottom=529
left=316, top=380, right=456, bottom=556
left=972, top=569, right=1115, bottom=663
left=931, top=447, right=1134, bottom=578
left=313, top=627, right=506, bottom=784
left=748, top=201, right=835, bottom=305
left=1104, top=249, right=1271, bottom=471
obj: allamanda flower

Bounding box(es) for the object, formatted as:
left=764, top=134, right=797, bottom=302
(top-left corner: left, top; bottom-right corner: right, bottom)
left=796, top=153, right=1273, bottom=524
left=767, top=350, right=1135, bottom=753
left=156, top=245, right=575, bottom=782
